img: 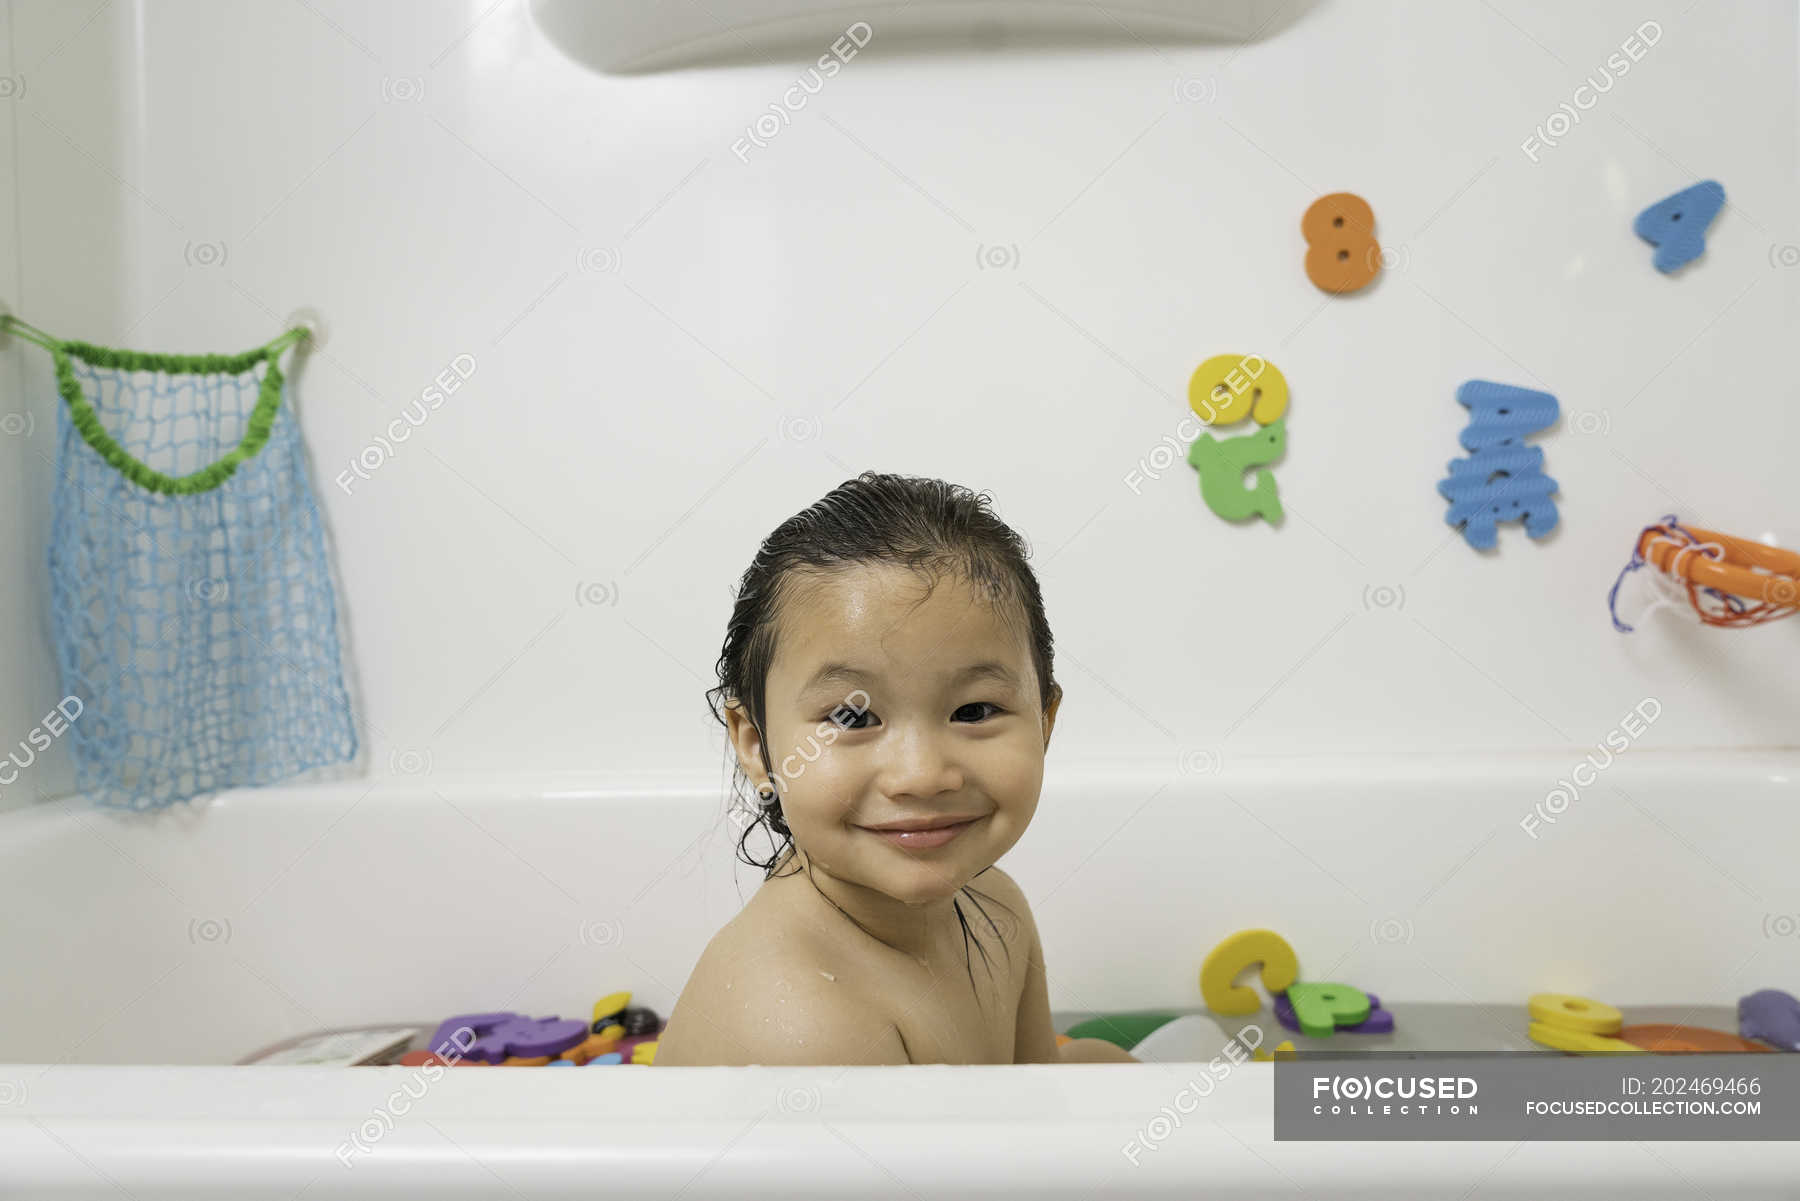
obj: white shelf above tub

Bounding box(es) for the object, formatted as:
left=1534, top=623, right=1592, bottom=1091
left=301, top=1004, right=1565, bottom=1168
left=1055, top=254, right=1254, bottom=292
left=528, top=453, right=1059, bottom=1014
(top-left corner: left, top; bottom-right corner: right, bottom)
left=530, top=0, right=1302, bottom=72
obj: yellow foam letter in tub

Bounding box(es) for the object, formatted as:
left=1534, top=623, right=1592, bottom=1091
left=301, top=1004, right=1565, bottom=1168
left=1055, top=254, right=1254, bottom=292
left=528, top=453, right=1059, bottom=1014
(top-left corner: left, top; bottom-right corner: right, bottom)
left=1200, top=929, right=1299, bottom=1016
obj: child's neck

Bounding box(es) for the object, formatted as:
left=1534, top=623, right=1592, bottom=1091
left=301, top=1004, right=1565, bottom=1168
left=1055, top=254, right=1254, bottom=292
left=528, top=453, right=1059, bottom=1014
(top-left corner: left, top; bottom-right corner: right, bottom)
left=784, top=847, right=963, bottom=963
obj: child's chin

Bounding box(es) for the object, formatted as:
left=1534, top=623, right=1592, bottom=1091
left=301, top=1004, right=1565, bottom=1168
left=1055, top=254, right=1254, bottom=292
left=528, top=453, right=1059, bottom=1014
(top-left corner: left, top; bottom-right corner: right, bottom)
left=875, top=861, right=982, bottom=906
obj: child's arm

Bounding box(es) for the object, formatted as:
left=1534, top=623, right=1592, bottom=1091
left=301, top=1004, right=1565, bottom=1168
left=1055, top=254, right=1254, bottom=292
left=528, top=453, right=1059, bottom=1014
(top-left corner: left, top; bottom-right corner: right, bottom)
left=1012, top=903, right=1066, bottom=1063
left=656, top=931, right=909, bottom=1066
left=995, top=870, right=1139, bottom=1065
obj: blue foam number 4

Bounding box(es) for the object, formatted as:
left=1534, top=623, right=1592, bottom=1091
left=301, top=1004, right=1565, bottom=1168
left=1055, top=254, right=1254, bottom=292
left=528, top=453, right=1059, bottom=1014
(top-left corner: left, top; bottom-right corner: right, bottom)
left=1633, top=181, right=1724, bottom=273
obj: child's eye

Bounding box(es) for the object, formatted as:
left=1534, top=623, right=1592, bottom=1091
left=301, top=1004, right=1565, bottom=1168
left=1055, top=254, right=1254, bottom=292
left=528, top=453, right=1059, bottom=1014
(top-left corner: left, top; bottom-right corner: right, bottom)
left=828, top=704, right=878, bottom=730
left=952, top=701, right=1003, bottom=723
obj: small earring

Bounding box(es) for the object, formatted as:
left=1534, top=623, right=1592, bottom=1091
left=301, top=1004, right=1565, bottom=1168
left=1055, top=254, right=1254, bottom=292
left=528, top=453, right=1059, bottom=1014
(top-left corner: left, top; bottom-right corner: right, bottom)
left=756, top=781, right=776, bottom=803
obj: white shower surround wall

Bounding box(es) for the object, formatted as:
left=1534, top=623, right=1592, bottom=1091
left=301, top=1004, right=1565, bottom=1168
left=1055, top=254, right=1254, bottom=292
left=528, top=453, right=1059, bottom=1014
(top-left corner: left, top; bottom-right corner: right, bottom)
left=3, top=755, right=1799, bottom=1197
left=2, top=0, right=1797, bottom=809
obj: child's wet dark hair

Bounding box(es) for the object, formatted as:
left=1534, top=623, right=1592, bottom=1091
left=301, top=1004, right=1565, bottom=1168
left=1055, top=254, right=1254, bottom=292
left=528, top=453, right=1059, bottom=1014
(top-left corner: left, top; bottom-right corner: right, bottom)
left=706, top=471, right=1061, bottom=993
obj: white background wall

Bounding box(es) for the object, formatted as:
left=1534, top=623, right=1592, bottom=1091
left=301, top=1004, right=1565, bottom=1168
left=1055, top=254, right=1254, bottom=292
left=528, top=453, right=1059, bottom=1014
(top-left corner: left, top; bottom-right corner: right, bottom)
left=1, top=0, right=1795, bottom=813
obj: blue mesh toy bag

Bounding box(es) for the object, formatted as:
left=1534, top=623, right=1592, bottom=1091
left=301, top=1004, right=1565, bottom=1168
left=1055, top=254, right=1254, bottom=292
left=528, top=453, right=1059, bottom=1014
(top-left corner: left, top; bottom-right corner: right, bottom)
left=4, top=317, right=357, bottom=809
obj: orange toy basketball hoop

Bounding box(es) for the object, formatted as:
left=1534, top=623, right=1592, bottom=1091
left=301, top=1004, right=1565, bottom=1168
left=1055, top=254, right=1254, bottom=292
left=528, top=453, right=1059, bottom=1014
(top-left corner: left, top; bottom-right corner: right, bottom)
left=1610, top=516, right=1800, bottom=631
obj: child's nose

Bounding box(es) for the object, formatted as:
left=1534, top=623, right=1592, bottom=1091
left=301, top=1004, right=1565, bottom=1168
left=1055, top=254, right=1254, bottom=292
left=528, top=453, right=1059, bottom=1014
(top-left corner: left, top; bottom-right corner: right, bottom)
left=876, top=726, right=964, bottom=800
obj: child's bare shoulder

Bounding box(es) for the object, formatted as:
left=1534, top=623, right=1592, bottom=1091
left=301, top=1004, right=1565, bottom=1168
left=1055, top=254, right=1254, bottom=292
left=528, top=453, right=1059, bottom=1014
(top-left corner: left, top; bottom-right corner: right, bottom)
left=966, top=864, right=1039, bottom=944
left=970, top=863, right=1028, bottom=905
left=656, top=897, right=907, bottom=1066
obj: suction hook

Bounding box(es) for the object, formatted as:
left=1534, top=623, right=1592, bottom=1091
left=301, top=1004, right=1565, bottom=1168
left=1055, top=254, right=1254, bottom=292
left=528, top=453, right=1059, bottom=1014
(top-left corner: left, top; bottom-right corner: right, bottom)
left=284, top=306, right=329, bottom=351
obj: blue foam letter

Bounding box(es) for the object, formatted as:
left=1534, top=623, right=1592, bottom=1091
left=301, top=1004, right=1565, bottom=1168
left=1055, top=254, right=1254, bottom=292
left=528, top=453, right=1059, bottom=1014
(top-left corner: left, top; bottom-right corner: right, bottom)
left=1438, top=381, right=1560, bottom=550
left=1634, top=180, right=1724, bottom=273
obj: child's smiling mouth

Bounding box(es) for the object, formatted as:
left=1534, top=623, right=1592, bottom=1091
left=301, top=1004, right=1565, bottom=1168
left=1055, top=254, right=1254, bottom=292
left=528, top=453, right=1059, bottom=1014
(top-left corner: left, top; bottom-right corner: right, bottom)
left=857, top=813, right=987, bottom=850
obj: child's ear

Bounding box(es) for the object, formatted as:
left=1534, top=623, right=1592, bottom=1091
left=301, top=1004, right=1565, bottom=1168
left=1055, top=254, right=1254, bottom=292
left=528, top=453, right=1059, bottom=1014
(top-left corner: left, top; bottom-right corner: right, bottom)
left=724, top=698, right=769, bottom=783
left=1041, top=683, right=1063, bottom=748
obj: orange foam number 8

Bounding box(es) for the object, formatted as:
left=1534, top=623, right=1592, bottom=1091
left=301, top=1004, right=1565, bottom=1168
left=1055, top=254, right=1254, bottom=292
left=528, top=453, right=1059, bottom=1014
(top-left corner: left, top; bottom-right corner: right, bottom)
left=1302, top=193, right=1381, bottom=294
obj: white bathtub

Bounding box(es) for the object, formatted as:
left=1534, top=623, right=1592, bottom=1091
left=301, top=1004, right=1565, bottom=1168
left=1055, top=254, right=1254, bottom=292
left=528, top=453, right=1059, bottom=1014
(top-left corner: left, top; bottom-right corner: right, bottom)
left=4, top=754, right=1799, bottom=1197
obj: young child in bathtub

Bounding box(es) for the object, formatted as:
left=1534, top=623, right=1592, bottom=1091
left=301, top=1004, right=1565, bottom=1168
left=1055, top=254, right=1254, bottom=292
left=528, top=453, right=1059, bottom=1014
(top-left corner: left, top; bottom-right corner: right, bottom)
left=657, top=473, right=1136, bottom=1066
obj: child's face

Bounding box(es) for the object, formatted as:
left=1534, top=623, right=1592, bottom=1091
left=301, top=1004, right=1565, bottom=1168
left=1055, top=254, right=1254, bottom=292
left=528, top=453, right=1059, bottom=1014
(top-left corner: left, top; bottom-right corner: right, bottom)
left=732, top=563, right=1057, bottom=906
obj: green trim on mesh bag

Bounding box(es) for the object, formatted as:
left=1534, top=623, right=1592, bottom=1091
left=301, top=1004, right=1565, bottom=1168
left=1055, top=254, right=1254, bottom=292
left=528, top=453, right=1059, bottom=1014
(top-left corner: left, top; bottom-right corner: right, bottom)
left=3, top=317, right=309, bottom=495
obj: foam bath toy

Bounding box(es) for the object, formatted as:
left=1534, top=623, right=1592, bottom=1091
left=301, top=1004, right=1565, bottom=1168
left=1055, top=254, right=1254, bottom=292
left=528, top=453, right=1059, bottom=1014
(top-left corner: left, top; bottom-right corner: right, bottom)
left=616, top=1033, right=659, bottom=1060
left=1188, top=354, right=1289, bottom=427
left=1528, top=1022, right=1644, bottom=1054
left=1276, top=988, right=1395, bottom=1035
left=1439, top=381, right=1559, bottom=549
left=425, top=1011, right=513, bottom=1058
left=1619, top=1024, right=1774, bottom=1054
left=1528, top=992, right=1641, bottom=1054
left=431, top=1012, right=588, bottom=1065
left=1063, top=1012, right=1182, bottom=1050
left=1280, top=983, right=1372, bottom=1038
left=1200, top=929, right=1299, bottom=1016
left=591, top=991, right=663, bottom=1037
left=1528, top=993, right=1622, bottom=1034
left=1634, top=180, right=1724, bottom=273
left=593, top=991, right=632, bottom=1025
left=558, top=1031, right=623, bottom=1065
left=1188, top=419, right=1286, bottom=524
left=1739, top=989, right=1800, bottom=1049
left=1302, top=192, right=1381, bottom=293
